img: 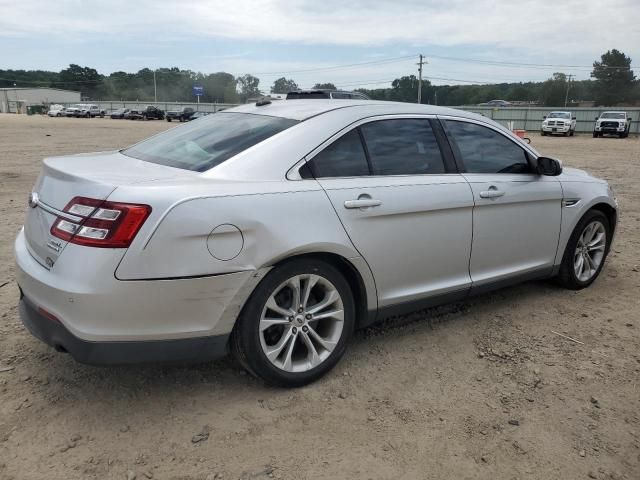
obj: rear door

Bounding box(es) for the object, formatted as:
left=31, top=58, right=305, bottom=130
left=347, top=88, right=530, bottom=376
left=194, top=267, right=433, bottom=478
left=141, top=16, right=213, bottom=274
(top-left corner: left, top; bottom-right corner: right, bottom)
left=442, top=117, right=562, bottom=288
left=306, top=116, right=474, bottom=308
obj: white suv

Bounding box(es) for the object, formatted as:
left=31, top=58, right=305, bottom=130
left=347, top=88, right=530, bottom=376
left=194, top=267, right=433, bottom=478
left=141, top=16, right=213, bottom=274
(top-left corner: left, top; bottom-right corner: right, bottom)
left=541, top=111, right=576, bottom=136
left=593, top=111, right=631, bottom=138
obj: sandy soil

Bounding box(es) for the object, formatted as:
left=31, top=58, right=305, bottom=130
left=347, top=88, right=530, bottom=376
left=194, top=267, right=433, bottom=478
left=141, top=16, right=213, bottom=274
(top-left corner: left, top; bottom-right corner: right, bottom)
left=0, top=114, right=639, bottom=480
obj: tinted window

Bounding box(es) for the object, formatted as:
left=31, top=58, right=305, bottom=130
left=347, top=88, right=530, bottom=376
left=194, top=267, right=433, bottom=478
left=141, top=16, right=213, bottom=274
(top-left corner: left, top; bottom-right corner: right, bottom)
left=360, top=119, right=445, bottom=175
left=123, top=112, right=298, bottom=172
left=286, top=91, right=330, bottom=99
left=331, top=92, right=350, bottom=99
left=308, top=129, right=369, bottom=178
left=445, top=120, right=531, bottom=174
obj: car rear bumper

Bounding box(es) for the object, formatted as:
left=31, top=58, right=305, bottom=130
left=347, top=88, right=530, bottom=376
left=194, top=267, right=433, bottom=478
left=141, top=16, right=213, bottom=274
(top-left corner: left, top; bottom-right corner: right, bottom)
left=19, top=295, right=229, bottom=365
left=15, top=229, right=265, bottom=360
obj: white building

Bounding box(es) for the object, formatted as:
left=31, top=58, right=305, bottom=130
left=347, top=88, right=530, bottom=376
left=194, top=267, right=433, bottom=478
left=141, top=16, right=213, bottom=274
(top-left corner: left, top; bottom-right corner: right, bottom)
left=0, top=87, right=81, bottom=113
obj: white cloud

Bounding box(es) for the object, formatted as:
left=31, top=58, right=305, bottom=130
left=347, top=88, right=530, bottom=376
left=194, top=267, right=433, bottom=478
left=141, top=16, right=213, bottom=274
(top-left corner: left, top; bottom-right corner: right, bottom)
left=1, top=0, right=638, bottom=88
left=1, top=0, right=638, bottom=57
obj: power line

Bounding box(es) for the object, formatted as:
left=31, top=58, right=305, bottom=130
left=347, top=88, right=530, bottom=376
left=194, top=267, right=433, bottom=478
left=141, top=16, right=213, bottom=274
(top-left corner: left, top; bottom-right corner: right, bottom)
left=251, top=55, right=416, bottom=76
left=424, top=53, right=637, bottom=71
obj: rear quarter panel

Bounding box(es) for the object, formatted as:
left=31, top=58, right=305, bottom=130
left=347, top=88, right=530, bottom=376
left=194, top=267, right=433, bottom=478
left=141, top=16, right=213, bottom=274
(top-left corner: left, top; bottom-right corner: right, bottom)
left=114, top=181, right=366, bottom=281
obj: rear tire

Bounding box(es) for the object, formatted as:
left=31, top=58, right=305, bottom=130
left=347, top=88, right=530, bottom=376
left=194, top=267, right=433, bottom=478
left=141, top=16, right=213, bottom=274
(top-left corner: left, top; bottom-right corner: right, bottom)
left=557, top=210, right=611, bottom=290
left=231, top=259, right=355, bottom=387
left=541, top=131, right=546, bottom=136
left=569, top=129, right=574, bottom=137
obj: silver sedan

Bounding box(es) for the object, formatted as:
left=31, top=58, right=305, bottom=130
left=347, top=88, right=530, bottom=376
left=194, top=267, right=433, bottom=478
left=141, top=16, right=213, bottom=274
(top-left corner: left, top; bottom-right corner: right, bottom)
left=15, top=100, right=617, bottom=387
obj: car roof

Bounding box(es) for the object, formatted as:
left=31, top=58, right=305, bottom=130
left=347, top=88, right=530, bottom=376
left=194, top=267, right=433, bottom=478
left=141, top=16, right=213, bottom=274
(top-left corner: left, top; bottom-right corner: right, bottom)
left=227, top=100, right=481, bottom=122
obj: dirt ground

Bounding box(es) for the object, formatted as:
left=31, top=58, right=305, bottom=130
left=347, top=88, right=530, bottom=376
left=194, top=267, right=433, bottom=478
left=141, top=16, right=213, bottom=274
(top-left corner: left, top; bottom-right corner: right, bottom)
left=0, top=114, right=639, bottom=480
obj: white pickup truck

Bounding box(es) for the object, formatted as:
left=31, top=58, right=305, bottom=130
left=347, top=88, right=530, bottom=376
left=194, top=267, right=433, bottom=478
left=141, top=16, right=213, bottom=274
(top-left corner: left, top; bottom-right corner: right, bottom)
left=541, top=111, right=576, bottom=136
left=593, top=111, right=632, bottom=138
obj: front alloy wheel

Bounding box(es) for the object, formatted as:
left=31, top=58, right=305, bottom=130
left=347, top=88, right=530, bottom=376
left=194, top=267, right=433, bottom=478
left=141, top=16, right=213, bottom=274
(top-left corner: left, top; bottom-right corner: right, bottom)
left=231, top=259, right=355, bottom=387
left=558, top=210, right=610, bottom=289
left=573, top=221, right=606, bottom=282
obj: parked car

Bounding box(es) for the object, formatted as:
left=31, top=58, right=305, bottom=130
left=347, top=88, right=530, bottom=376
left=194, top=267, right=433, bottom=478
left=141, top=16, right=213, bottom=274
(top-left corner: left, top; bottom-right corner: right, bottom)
left=541, top=111, right=576, bottom=136
left=47, top=105, right=66, bottom=117
left=75, top=104, right=105, bottom=118
left=128, top=106, right=165, bottom=120
left=64, top=105, right=81, bottom=117
left=286, top=89, right=370, bottom=100
left=110, top=108, right=130, bottom=119
left=593, top=111, right=632, bottom=138
left=16, top=100, right=617, bottom=387
left=166, top=107, right=195, bottom=122
left=478, top=99, right=512, bottom=107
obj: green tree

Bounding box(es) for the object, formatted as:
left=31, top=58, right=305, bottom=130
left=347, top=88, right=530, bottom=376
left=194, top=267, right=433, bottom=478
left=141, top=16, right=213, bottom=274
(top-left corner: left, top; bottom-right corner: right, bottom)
left=59, top=64, right=103, bottom=99
left=539, top=73, right=569, bottom=107
left=313, top=83, right=337, bottom=90
left=271, top=77, right=299, bottom=94
left=591, top=49, right=636, bottom=106
left=236, top=74, right=261, bottom=102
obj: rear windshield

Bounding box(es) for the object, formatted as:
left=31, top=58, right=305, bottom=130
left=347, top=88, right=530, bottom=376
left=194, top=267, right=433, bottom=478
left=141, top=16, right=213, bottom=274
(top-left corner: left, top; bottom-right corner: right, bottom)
left=122, top=112, right=298, bottom=172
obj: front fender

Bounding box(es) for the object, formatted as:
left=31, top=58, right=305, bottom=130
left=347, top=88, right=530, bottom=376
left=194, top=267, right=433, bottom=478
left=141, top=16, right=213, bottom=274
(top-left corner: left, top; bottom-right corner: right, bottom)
left=553, top=181, right=617, bottom=266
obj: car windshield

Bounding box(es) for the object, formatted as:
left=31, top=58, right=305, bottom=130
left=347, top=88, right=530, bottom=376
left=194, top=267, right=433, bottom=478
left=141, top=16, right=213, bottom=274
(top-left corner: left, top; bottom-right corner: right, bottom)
left=601, top=113, right=625, bottom=119
left=548, top=112, right=570, bottom=119
left=123, top=112, right=298, bottom=172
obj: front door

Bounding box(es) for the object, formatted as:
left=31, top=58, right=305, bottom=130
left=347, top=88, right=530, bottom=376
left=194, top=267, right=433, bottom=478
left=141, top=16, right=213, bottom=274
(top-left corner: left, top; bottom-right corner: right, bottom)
left=443, top=118, right=563, bottom=287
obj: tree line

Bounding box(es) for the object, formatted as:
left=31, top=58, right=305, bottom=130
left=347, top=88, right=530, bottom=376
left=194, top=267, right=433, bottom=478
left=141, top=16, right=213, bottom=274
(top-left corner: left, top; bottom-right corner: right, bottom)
left=0, top=50, right=636, bottom=107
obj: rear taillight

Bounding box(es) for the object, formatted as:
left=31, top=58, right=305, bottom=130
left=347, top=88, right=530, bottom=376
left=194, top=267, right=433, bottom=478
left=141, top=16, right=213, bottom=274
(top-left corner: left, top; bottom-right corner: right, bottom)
left=51, top=196, right=151, bottom=248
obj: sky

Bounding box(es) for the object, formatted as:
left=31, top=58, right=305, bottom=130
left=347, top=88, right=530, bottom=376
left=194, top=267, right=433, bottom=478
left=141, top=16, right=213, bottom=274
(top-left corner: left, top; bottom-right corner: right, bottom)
left=1, top=0, right=639, bottom=91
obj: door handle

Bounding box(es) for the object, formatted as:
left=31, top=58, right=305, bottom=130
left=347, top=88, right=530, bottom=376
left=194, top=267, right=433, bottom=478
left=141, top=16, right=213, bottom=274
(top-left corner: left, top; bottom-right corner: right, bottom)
left=344, top=199, right=382, bottom=209
left=479, top=187, right=505, bottom=199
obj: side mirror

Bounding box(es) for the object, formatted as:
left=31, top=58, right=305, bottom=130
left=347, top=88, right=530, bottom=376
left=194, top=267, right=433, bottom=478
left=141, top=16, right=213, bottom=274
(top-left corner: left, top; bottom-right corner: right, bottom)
left=595, top=116, right=599, bottom=120
left=572, top=117, right=577, bottom=120
left=537, top=156, right=562, bottom=176
left=543, top=115, right=547, bottom=119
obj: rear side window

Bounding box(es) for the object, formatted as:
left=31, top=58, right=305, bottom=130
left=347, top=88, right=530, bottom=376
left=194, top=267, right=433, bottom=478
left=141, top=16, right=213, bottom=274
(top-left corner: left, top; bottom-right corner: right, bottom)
left=445, top=120, right=531, bottom=174
left=360, top=119, right=445, bottom=175
left=123, top=112, right=298, bottom=172
left=307, top=129, right=369, bottom=178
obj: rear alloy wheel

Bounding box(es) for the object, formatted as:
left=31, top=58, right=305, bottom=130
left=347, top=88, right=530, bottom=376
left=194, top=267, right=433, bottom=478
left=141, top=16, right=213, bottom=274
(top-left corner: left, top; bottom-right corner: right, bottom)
left=231, top=259, right=355, bottom=387
left=558, top=210, right=610, bottom=289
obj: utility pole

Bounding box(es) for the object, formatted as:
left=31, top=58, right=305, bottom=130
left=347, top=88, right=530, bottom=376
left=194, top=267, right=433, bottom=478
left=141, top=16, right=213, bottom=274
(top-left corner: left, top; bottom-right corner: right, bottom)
left=153, top=70, right=157, bottom=103
left=564, top=74, right=574, bottom=107
left=417, top=54, right=426, bottom=104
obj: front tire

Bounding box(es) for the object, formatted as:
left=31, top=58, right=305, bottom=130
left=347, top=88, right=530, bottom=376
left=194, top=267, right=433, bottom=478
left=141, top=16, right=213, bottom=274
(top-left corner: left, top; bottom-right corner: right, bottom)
left=231, top=259, right=355, bottom=387
left=557, top=210, right=611, bottom=290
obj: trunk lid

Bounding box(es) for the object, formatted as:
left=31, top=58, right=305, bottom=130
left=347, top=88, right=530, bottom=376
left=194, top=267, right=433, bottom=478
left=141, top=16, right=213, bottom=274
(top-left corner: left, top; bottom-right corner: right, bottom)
left=24, top=151, right=194, bottom=268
